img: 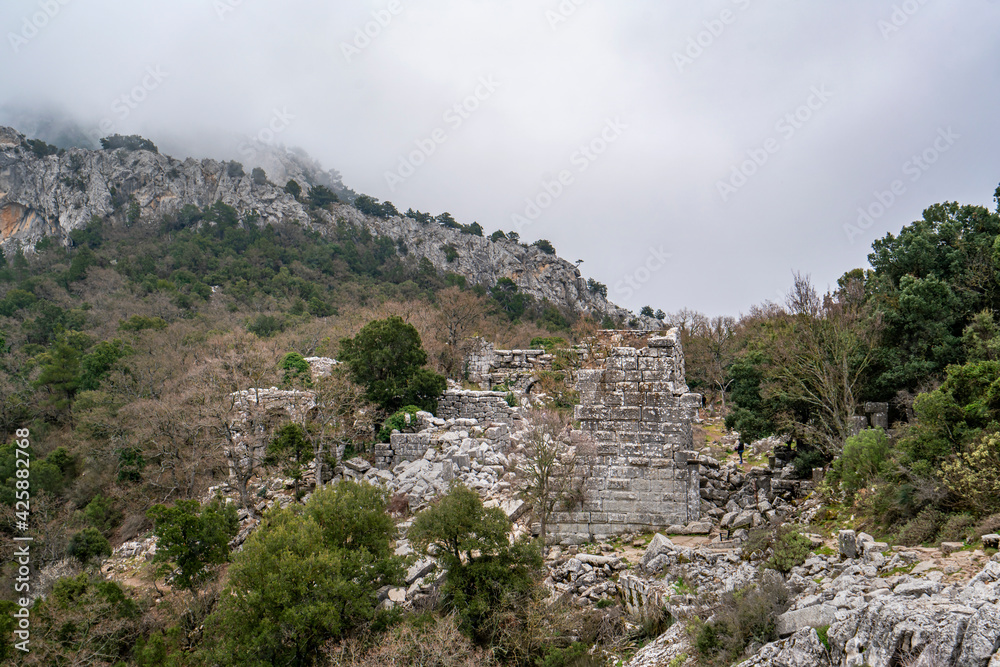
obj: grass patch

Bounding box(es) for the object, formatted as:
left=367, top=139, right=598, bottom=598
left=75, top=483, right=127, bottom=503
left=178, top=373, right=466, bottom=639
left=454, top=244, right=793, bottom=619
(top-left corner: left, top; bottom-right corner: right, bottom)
left=816, top=625, right=830, bottom=651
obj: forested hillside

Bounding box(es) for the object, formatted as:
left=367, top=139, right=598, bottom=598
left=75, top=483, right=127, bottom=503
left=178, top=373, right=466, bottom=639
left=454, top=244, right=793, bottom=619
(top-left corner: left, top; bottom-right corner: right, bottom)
left=677, top=184, right=1000, bottom=543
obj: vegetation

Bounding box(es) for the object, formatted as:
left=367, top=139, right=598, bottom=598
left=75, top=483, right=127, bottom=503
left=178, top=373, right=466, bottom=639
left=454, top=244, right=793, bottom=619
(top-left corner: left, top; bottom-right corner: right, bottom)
left=99, top=134, right=158, bottom=152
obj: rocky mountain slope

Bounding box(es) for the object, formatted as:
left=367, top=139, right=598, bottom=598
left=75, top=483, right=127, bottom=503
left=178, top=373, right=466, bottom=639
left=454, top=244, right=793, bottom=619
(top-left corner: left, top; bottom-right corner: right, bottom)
left=0, top=125, right=644, bottom=324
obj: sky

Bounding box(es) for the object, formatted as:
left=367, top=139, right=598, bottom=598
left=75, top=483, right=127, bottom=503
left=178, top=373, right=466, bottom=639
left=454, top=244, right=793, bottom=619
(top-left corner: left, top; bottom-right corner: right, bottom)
left=1, top=0, right=999, bottom=318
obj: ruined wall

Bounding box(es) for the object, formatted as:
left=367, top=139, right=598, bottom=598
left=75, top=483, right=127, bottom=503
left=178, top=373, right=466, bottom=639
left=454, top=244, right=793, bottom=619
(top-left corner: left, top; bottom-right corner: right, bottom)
left=437, top=389, right=514, bottom=425
left=466, top=338, right=552, bottom=392
left=550, top=330, right=703, bottom=544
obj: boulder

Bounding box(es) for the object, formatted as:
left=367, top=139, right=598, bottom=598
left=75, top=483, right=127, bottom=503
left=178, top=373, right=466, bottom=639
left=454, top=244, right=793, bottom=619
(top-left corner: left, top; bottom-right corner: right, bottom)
left=940, top=541, right=964, bottom=556
left=955, top=602, right=1000, bottom=667
left=892, top=579, right=940, bottom=597
left=405, top=558, right=435, bottom=585
left=641, top=533, right=674, bottom=569
left=982, top=534, right=1000, bottom=549
left=776, top=605, right=838, bottom=637
left=734, top=627, right=831, bottom=667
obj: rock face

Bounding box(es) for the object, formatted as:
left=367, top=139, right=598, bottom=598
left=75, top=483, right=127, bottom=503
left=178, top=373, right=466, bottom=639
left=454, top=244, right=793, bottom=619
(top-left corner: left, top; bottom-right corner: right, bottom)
left=549, top=330, right=703, bottom=543
left=0, top=125, right=647, bottom=323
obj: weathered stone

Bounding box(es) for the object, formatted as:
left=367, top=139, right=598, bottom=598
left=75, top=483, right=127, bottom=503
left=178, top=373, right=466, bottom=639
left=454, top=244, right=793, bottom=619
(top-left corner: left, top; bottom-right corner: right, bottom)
left=839, top=529, right=858, bottom=559
left=405, top=558, right=435, bottom=585
left=776, top=605, right=838, bottom=637
left=956, top=602, right=1000, bottom=667
left=982, top=534, right=1000, bottom=549
left=940, top=541, right=964, bottom=556
left=893, top=579, right=940, bottom=597
left=642, top=533, right=675, bottom=569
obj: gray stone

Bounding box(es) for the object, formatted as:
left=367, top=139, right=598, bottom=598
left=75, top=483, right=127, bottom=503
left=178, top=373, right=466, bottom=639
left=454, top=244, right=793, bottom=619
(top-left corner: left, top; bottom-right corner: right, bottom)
left=956, top=602, right=1000, bottom=667
left=641, top=533, right=675, bottom=569
left=982, top=534, right=1000, bottom=549
left=776, top=604, right=837, bottom=637
left=893, top=579, right=940, bottom=597
left=940, top=541, right=964, bottom=555
left=839, top=529, right=858, bottom=559
left=405, top=558, right=435, bottom=585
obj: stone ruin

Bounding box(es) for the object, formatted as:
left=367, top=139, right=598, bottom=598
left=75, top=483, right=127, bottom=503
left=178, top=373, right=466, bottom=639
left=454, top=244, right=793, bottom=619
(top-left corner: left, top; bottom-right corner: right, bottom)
left=550, top=330, right=704, bottom=544
left=465, top=338, right=553, bottom=392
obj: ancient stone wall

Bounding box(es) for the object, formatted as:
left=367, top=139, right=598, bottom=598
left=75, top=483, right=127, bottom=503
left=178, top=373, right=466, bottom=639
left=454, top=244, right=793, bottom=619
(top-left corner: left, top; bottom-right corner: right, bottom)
left=465, top=338, right=552, bottom=392
left=550, top=330, right=703, bottom=544
left=436, top=389, right=514, bottom=424
left=373, top=405, right=511, bottom=469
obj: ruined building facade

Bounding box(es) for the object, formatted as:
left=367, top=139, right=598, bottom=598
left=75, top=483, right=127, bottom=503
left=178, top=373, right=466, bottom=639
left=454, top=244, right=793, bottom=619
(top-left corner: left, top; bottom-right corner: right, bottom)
left=550, top=330, right=703, bottom=543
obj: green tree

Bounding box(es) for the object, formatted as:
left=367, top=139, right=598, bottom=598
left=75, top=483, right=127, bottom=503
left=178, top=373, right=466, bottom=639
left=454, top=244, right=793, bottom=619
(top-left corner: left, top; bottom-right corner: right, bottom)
left=67, top=527, right=112, bottom=564
left=78, top=338, right=133, bottom=391
left=339, top=316, right=446, bottom=413
left=279, top=351, right=312, bottom=387
left=308, top=185, right=339, bottom=208
left=532, top=239, right=556, bottom=255
left=33, top=331, right=92, bottom=415
left=285, top=179, right=302, bottom=199
left=640, top=305, right=655, bottom=317
left=202, top=482, right=402, bottom=666
left=146, top=497, right=239, bottom=595
left=409, top=484, right=542, bottom=644
left=490, top=277, right=527, bottom=321
left=266, top=422, right=314, bottom=497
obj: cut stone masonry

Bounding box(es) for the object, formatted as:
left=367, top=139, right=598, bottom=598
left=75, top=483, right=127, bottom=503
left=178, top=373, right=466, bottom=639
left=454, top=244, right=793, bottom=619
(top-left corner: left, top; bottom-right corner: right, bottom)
left=550, top=329, right=703, bottom=544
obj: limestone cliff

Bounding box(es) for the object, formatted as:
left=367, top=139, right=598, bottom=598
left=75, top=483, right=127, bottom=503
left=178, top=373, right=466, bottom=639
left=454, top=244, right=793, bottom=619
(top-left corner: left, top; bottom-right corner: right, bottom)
left=0, top=125, right=648, bottom=324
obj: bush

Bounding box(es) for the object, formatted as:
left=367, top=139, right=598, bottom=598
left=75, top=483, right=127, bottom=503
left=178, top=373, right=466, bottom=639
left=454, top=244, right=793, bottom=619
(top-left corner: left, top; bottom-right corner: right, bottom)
left=81, top=494, right=122, bottom=536
left=442, top=243, right=459, bottom=263
left=792, top=448, right=826, bottom=480
left=938, top=513, right=976, bottom=543
left=67, top=527, right=112, bottom=564
left=246, top=314, right=285, bottom=338
left=100, top=134, right=158, bottom=152
left=764, top=525, right=811, bottom=573
left=327, top=614, right=499, bottom=666
left=251, top=166, right=267, bottom=185
left=694, top=578, right=789, bottom=665
left=409, top=485, right=543, bottom=646
left=147, top=497, right=239, bottom=593
left=201, top=483, right=402, bottom=665
left=973, top=513, right=1000, bottom=542
left=532, top=239, right=556, bottom=255
left=308, top=185, right=339, bottom=208
left=830, top=428, right=891, bottom=497
left=378, top=405, right=422, bottom=443
left=227, top=161, right=245, bottom=178
left=896, top=508, right=944, bottom=546
left=940, top=433, right=1000, bottom=515
left=284, top=179, right=302, bottom=198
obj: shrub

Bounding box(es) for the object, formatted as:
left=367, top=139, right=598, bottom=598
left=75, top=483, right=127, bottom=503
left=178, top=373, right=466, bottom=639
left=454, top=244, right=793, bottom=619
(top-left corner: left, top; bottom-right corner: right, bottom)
left=251, top=166, right=267, bottom=185
left=308, top=185, right=340, bottom=208
left=147, top=497, right=239, bottom=593
left=284, top=179, right=302, bottom=198
left=100, top=134, right=158, bottom=152
left=378, top=405, right=422, bottom=443
left=246, top=314, right=285, bottom=338
left=67, top=527, right=112, bottom=564
left=830, top=428, right=891, bottom=497
left=896, top=508, right=944, bottom=546
left=586, top=278, right=607, bottom=298
left=938, top=513, right=976, bottom=543
left=409, top=484, right=543, bottom=645
left=442, top=243, right=459, bottom=263
left=940, top=433, right=1000, bottom=515
left=792, top=448, right=826, bottom=480
left=973, top=513, right=1000, bottom=541
left=227, top=161, right=245, bottom=178
left=532, top=239, right=556, bottom=255
left=81, top=494, right=122, bottom=536
left=201, top=483, right=402, bottom=665
left=326, top=614, right=499, bottom=666
left=118, top=314, right=168, bottom=332
left=764, top=525, right=811, bottom=573
left=694, top=578, right=789, bottom=664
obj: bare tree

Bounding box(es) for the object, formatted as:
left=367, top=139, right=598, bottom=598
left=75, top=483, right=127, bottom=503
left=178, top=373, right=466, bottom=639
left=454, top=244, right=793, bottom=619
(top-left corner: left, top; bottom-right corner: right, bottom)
left=765, top=276, right=880, bottom=455
left=308, top=369, right=376, bottom=487
left=515, top=409, right=588, bottom=554
left=197, top=332, right=280, bottom=516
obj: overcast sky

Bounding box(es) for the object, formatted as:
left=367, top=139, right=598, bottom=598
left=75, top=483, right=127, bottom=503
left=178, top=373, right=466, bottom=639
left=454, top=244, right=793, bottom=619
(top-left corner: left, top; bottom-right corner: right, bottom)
left=2, top=0, right=999, bottom=317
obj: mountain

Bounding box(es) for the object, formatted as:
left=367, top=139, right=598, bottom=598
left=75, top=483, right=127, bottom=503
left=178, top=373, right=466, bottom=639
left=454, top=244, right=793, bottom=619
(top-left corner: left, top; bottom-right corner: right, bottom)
left=0, top=125, right=651, bottom=326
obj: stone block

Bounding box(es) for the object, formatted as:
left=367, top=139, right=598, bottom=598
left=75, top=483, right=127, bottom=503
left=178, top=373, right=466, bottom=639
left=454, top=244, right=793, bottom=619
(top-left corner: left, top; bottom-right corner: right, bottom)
left=775, top=605, right=837, bottom=637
